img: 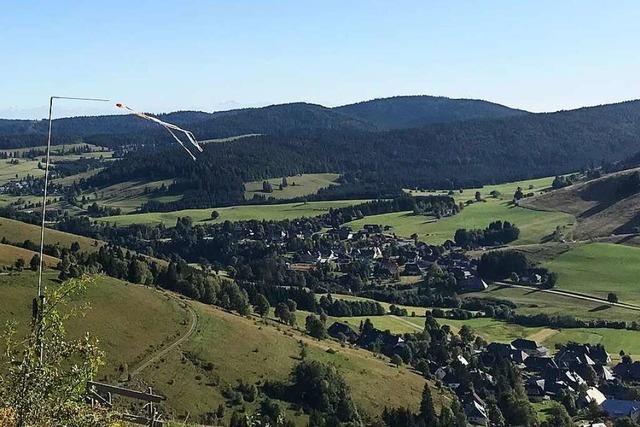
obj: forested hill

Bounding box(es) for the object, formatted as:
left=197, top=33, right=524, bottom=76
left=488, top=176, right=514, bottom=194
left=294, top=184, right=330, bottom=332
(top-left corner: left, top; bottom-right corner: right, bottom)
left=0, top=96, right=527, bottom=148
left=87, top=99, right=640, bottom=211
left=0, top=103, right=376, bottom=149
left=0, top=111, right=212, bottom=136
left=334, top=95, right=527, bottom=129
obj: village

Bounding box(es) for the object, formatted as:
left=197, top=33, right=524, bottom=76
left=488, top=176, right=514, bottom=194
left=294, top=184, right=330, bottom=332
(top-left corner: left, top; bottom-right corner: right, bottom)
left=327, top=316, right=640, bottom=425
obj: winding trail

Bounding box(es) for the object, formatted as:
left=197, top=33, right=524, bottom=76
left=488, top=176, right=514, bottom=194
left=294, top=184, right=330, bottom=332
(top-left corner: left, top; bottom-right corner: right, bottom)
left=130, top=298, right=198, bottom=377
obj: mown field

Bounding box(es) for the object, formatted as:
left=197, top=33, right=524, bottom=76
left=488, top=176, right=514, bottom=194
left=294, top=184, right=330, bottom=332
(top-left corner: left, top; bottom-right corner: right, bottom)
left=543, top=242, right=640, bottom=306
left=466, top=284, right=640, bottom=323
left=405, top=175, right=555, bottom=203
left=347, top=200, right=574, bottom=245
left=335, top=315, right=546, bottom=343
left=100, top=200, right=367, bottom=226
left=244, top=173, right=341, bottom=201
left=0, top=217, right=102, bottom=252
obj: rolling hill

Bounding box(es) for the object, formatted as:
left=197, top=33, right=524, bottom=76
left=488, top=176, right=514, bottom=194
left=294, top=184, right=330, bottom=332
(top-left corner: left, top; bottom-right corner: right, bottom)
left=0, top=270, right=436, bottom=425
left=334, top=95, right=527, bottom=129
left=520, top=167, right=640, bottom=239
left=0, top=95, right=527, bottom=145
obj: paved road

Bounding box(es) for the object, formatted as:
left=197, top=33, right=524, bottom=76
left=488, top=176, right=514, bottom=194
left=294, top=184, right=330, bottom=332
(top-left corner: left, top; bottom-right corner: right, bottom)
left=496, top=282, right=640, bottom=312
left=130, top=298, right=198, bottom=377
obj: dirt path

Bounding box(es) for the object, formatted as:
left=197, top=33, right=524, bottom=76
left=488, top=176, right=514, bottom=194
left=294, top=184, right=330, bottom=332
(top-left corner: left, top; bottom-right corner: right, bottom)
left=525, top=328, right=559, bottom=342
left=130, top=298, right=198, bottom=377
left=496, top=282, right=640, bottom=312
left=389, top=315, right=423, bottom=331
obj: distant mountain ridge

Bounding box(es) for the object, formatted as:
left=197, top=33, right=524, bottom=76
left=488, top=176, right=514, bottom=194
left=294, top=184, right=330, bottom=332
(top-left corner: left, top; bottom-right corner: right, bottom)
left=334, top=95, right=528, bottom=129
left=0, top=95, right=528, bottom=144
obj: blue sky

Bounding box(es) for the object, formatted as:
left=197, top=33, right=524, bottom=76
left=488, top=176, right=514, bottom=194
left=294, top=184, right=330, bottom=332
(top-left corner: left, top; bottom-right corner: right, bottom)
left=2, top=0, right=639, bottom=118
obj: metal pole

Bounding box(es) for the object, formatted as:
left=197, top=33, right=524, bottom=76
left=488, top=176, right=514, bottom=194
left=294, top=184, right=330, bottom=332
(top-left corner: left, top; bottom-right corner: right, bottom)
left=36, top=96, right=53, bottom=362
left=36, top=96, right=109, bottom=363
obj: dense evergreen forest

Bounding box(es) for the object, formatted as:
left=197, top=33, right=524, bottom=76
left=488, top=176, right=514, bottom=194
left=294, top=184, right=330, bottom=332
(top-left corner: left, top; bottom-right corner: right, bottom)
left=335, top=95, right=526, bottom=129
left=0, top=95, right=525, bottom=141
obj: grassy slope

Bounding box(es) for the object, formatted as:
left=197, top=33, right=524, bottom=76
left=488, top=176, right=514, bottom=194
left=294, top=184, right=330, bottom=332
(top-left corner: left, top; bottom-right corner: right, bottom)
left=0, top=269, right=437, bottom=423
left=0, top=147, right=113, bottom=186
left=134, top=301, right=438, bottom=424
left=405, top=176, right=556, bottom=202
left=0, top=217, right=102, bottom=252
left=244, top=173, right=341, bottom=200
left=0, top=243, right=58, bottom=267
left=466, top=284, right=640, bottom=323
left=520, top=167, right=640, bottom=239
left=349, top=175, right=574, bottom=245
left=0, top=271, right=188, bottom=379
left=0, top=159, right=44, bottom=185
left=347, top=201, right=574, bottom=245
left=100, top=200, right=367, bottom=226
left=81, top=179, right=180, bottom=214
left=52, top=167, right=105, bottom=186
left=544, top=242, right=640, bottom=305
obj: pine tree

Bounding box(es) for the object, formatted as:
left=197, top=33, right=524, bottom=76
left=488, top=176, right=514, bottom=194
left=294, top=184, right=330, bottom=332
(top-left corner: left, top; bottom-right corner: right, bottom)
left=254, top=294, right=270, bottom=318
left=419, top=384, right=438, bottom=426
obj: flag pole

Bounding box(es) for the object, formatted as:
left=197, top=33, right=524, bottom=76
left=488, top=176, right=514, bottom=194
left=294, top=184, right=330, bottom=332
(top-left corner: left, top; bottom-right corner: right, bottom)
left=36, top=96, right=109, bottom=363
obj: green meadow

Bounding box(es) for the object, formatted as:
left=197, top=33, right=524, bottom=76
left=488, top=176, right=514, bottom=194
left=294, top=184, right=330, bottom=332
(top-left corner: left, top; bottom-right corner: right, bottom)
left=347, top=200, right=574, bottom=245
left=0, top=216, right=102, bottom=252
left=544, top=242, right=640, bottom=306
left=0, top=271, right=188, bottom=378
left=244, top=173, right=341, bottom=200
left=466, top=284, right=640, bottom=323
left=405, top=175, right=555, bottom=203
left=0, top=158, right=44, bottom=185
left=99, top=199, right=367, bottom=226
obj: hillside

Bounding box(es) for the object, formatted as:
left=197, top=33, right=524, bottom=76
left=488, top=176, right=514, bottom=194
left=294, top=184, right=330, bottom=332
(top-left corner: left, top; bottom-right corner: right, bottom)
left=520, top=167, right=640, bottom=239
left=0, top=271, right=188, bottom=380
left=0, top=102, right=376, bottom=149
left=0, top=242, right=58, bottom=267
left=141, top=301, right=435, bottom=424
left=334, top=95, right=527, bottom=129
left=0, top=269, right=435, bottom=424
left=0, top=217, right=103, bottom=252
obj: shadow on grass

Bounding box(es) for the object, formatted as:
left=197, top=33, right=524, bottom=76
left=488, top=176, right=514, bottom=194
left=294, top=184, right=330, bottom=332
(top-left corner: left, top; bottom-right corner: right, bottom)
left=588, top=304, right=612, bottom=313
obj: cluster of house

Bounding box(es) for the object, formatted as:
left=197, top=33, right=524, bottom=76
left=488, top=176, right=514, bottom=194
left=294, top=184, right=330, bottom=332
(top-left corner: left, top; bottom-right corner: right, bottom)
left=463, top=340, right=640, bottom=425
left=327, top=320, right=640, bottom=425
left=292, top=225, right=489, bottom=293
